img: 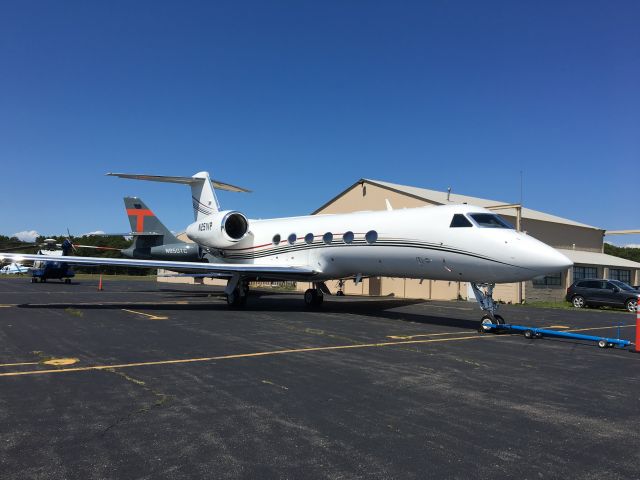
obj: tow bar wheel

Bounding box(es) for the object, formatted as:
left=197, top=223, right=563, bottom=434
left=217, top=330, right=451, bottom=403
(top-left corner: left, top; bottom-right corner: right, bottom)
left=598, top=339, right=608, bottom=349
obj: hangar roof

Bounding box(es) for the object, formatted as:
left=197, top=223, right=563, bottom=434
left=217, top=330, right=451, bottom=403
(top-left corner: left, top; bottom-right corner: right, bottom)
left=558, top=249, right=640, bottom=269
left=314, top=178, right=601, bottom=231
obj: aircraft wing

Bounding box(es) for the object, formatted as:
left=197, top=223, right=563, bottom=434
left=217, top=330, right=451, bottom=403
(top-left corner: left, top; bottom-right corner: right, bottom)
left=0, top=253, right=317, bottom=278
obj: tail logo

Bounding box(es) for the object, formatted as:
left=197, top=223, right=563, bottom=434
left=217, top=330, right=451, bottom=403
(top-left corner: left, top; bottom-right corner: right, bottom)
left=126, top=208, right=154, bottom=232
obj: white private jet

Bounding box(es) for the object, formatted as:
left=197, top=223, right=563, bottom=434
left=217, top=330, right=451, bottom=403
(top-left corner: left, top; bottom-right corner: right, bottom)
left=0, top=172, right=572, bottom=328
left=0, top=262, right=30, bottom=275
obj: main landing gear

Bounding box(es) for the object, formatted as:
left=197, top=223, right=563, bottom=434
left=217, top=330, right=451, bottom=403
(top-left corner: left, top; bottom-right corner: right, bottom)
left=470, top=283, right=505, bottom=332
left=225, top=274, right=249, bottom=307
left=304, top=286, right=324, bottom=307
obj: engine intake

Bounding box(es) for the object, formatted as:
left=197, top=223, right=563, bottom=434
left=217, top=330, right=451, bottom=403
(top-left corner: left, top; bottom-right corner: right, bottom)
left=186, top=210, right=250, bottom=248
left=222, top=211, right=249, bottom=241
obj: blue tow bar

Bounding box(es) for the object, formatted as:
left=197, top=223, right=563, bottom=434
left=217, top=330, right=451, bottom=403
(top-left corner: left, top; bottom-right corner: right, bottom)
left=483, top=323, right=631, bottom=349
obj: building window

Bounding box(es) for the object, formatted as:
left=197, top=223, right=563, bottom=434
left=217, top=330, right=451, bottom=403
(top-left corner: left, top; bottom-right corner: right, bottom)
left=532, top=272, right=562, bottom=287
left=609, top=269, right=631, bottom=284
left=574, top=266, right=597, bottom=281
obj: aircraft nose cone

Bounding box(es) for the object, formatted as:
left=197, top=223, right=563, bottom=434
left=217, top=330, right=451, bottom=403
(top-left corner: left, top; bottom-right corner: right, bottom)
left=538, top=246, right=573, bottom=275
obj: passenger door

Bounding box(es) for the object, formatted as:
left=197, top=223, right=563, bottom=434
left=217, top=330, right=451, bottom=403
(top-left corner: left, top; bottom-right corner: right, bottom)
left=603, top=281, right=624, bottom=307
left=584, top=280, right=608, bottom=305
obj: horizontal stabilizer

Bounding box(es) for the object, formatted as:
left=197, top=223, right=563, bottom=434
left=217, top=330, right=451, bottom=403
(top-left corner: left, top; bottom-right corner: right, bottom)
left=90, top=232, right=163, bottom=237
left=106, top=173, right=251, bottom=193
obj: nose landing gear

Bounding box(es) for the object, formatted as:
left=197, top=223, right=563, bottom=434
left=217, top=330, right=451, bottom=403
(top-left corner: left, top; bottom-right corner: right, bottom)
left=471, top=283, right=505, bottom=332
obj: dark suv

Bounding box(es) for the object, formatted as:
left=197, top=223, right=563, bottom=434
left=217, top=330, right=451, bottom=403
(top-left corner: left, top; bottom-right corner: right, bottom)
left=566, top=279, right=639, bottom=312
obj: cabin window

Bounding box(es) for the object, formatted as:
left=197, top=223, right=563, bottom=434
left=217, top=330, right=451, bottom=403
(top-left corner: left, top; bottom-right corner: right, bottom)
left=272, top=234, right=281, bottom=245
left=450, top=214, right=472, bottom=228
left=365, top=230, right=378, bottom=244
left=323, top=232, right=333, bottom=244
left=343, top=231, right=354, bottom=244
left=288, top=233, right=297, bottom=245
left=469, top=213, right=514, bottom=229
left=304, top=233, right=314, bottom=245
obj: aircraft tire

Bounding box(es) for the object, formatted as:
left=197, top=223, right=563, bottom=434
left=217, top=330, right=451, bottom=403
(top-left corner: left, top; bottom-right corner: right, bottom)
left=479, top=315, right=494, bottom=332
left=304, top=289, right=323, bottom=307
left=304, top=289, right=316, bottom=307
left=226, top=287, right=248, bottom=307
left=31, top=277, right=37, bottom=283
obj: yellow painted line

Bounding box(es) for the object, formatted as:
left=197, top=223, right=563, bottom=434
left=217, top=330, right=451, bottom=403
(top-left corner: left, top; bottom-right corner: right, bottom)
left=0, top=304, right=16, bottom=308
left=387, top=331, right=474, bottom=340
left=0, top=335, right=483, bottom=377
left=121, top=309, right=168, bottom=320
left=0, top=361, right=39, bottom=367
left=566, top=325, right=633, bottom=333
left=548, top=325, right=570, bottom=329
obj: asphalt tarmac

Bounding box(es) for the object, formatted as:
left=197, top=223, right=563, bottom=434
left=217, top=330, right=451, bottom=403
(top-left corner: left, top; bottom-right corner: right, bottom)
left=0, top=277, right=638, bottom=479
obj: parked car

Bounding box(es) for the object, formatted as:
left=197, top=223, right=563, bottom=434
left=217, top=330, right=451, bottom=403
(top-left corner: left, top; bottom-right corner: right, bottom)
left=566, top=279, right=639, bottom=312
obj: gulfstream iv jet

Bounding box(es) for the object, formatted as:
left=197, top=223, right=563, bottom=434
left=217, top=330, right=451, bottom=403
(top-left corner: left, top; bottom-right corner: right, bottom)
left=0, top=171, right=572, bottom=327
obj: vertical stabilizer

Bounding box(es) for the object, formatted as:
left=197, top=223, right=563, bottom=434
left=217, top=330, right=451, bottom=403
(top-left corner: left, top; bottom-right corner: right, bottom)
left=124, top=197, right=180, bottom=248
left=190, top=171, right=220, bottom=220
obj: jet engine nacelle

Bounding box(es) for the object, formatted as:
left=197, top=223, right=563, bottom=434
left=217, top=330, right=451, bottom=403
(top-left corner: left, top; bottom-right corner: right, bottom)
left=186, top=210, right=250, bottom=248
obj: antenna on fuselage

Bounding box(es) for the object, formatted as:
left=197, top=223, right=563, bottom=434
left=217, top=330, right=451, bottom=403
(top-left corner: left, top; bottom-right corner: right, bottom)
left=447, top=187, right=452, bottom=202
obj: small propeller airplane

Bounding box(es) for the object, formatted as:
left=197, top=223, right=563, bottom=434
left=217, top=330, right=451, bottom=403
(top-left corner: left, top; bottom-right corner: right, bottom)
left=0, top=171, right=572, bottom=328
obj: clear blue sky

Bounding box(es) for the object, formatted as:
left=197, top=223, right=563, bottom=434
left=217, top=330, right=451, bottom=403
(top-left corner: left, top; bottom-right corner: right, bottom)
left=1, top=1, right=638, bottom=245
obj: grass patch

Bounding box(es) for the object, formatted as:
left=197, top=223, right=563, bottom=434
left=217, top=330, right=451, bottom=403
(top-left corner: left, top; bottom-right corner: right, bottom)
left=64, top=307, right=84, bottom=317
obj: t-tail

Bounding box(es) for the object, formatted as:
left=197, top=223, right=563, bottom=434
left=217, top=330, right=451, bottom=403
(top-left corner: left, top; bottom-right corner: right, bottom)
left=122, top=197, right=201, bottom=261
left=107, top=171, right=251, bottom=221
left=124, top=197, right=179, bottom=248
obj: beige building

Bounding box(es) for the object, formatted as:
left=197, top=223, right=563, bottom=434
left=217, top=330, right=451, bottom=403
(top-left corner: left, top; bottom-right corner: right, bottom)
left=160, top=178, right=640, bottom=304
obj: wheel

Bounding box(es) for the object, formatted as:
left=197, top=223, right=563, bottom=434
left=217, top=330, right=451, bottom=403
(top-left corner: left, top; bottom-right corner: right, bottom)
left=65, top=278, right=71, bottom=284
left=480, top=315, right=495, bottom=332
left=31, top=277, right=37, bottom=283
left=304, top=289, right=316, bottom=306
left=524, top=329, right=534, bottom=339
left=597, top=339, right=608, bottom=349
left=572, top=295, right=585, bottom=308
left=226, top=289, right=245, bottom=307
left=493, top=314, right=505, bottom=325
left=625, top=298, right=638, bottom=313
left=336, top=291, right=345, bottom=296
left=304, top=289, right=323, bottom=307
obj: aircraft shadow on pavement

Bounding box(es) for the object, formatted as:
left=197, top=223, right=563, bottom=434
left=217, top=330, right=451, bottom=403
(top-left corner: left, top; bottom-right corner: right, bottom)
left=16, top=291, right=484, bottom=331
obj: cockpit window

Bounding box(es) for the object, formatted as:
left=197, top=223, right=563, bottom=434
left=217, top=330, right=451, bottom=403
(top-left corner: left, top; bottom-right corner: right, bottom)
left=450, top=214, right=473, bottom=228
left=469, top=213, right=514, bottom=229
